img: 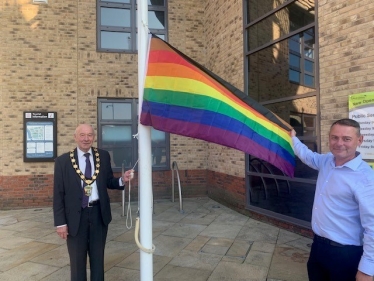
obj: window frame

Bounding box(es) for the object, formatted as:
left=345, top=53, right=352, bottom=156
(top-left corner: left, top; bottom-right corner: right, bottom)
left=243, top=0, right=319, bottom=227
left=97, top=98, right=170, bottom=172
left=97, top=0, right=168, bottom=53
left=288, top=29, right=315, bottom=87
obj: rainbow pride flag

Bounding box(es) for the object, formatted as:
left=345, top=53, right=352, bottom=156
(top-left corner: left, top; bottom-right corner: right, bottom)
left=140, top=36, right=295, bottom=177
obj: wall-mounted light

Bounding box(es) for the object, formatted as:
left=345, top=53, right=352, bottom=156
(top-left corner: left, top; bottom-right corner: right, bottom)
left=32, top=0, right=48, bottom=4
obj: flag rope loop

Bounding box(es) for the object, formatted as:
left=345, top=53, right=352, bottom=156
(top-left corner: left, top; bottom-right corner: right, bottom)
left=135, top=217, right=156, bottom=254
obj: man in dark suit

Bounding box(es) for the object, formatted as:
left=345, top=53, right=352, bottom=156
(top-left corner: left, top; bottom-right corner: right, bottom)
left=53, top=124, right=133, bottom=281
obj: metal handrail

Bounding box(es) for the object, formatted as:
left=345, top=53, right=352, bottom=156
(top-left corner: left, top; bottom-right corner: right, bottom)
left=171, top=161, right=184, bottom=213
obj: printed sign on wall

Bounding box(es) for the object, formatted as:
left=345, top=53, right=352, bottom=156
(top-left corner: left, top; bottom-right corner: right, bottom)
left=349, top=92, right=374, bottom=160
left=23, top=112, right=57, bottom=162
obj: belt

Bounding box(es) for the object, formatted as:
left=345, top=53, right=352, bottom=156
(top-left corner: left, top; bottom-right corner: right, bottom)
left=88, top=200, right=100, bottom=207
left=314, top=234, right=344, bottom=247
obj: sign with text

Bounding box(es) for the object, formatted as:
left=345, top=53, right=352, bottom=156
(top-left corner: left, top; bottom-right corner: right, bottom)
left=349, top=92, right=374, bottom=160
left=23, top=112, right=57, bottom=162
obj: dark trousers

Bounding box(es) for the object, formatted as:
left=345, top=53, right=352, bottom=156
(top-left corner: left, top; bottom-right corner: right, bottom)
left=67, top=205, right=108, bottom=281
left=307, top=235, right=363, bottom=281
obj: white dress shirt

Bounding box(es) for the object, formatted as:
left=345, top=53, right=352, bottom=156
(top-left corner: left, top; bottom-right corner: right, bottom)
left=77, top=148, right=99, bottom=202
left=292, top=136, right=374, bottom=275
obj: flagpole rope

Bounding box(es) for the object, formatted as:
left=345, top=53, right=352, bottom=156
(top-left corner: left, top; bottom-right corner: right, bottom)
left=126, top=159, right=139, bottom=229
left=135, top=217, right=156, bottom=254
left=128, top=132, right=155, bottom=253
left=125, top=176, right=133, bottom=229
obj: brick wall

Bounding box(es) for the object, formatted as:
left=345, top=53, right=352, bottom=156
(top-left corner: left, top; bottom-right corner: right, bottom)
left=204, top=0, right=246, bottom=177
left=0, top=0, right=210, bottom=209
left=0, top=169, right=207, bottom=210
left=318, top=0, right=374, bottom=152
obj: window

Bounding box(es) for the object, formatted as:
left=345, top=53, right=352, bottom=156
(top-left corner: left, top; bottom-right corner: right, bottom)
left=97, top=98, right=170, bottom=171
left=245, top=0, right=318, bottom=226
left=289, top=28, right=315, bottom=87
left=97, top=0, right=168, bottom=52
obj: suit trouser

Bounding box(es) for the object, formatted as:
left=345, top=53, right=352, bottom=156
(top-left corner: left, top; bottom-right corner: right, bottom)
left=307, top=235, right=363, bottom=281
left=67, top=205, right=108, bottom=281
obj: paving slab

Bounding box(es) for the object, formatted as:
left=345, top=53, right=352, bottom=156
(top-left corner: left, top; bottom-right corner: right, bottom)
left=208, top=261, right=268, bottom=281
left=0, top=198, right=310, bottom=280
left=154, top=264, right=212, bottom=281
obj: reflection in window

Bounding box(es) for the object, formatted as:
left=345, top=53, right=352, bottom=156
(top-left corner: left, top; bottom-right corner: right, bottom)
left=101, top=103, right=131, bottom=120
left=148, top=11, right=165, bottom=29
left=247, top=0, right=292, bottom=24
left=151, top=128, right=166, bottom=166
left=248, top=36, right=315, bottom=103
left=101, top=8, right=130, bottom=27
left=102, top=125, right=132, bottom=167
left=247, top=0, right=315, bottom=51
left=245, top=0, right=317, bottom=224
left=97, top=0, right=168, bottom=52
left=248, top=163, right=315, bottom=222
left=102, top=125, right=132, bottom=144
left=101, top=32, right=131, bottom=50
left=289, top=28, right=315, bottom=87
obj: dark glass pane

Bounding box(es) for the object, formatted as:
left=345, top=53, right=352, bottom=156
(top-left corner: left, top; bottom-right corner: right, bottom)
left=305, top=60, right=313, bottom=72
left=101, top=31, right=131, bottom=50
left=247, top=0, right=292, bottom=23
left=289, top=69, right=300, bottom=83
left=289, top=54, right=300, bottom=68
left=148, top=11, right=165, bottom=29
left=289, top=37, right=300, bottom=53
left=304, top=29, right=315, bottom=58
left=304, top=30, right=314, bottom=47
left=247, top=0, right=315, bottom=51
left=248, top=171, right=315, bottom=222
left=110, top=147, right=133, bottom=168
left=101, top=8, right=130, bottom=27
left=148, top=0, right=164, bottom=6
left=151, top=128, right=166, bottom=166
left=304, top=74, right=314, bottom=87
left=289, top=1, right=315, bottom=32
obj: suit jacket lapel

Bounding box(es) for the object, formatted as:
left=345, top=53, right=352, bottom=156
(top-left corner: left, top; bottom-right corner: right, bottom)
left=73, top=148, right=82, bottom=187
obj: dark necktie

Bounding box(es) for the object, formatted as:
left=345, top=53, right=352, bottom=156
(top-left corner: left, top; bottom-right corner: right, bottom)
left=82, top=153, right=91, bottom=208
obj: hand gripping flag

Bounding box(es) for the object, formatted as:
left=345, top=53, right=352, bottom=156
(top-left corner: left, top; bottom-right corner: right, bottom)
left=140, top=36, right=295, bottom=177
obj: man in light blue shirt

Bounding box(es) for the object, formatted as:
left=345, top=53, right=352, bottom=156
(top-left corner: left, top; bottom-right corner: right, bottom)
left=291, top=118, right=374, bottom=281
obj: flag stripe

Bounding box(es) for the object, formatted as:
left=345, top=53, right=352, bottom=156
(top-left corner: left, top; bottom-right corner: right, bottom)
left=142, top=99, right=294, bottom=163
left=140, top=36, right=295, bottom=177
left=147, top=51, right=285, bottom=126
left=144, top=88, right=293, bottom=155
left=142, top=101, right=295, bottom=176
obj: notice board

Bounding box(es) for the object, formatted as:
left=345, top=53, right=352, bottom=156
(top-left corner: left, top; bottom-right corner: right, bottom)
left=23, top=112, right=57, bottom=162
left=348, top=92, right=374, bottom=161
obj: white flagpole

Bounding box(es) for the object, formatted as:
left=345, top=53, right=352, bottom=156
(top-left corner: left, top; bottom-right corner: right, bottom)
left=137, top=0, right=153, bottom=280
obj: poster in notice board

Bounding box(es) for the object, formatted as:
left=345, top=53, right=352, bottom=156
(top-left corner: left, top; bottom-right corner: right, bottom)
left=23, top=112, right=57, bottom=162
left=348, top=92, right=374, bottom=160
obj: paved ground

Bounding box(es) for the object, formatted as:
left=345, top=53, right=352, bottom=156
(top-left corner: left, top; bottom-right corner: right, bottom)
left=0, top=197, right=312, bottom=280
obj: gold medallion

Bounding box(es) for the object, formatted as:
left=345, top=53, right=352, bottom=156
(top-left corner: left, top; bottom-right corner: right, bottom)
left=84, top=185, right=92, bottom=196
